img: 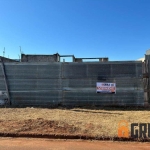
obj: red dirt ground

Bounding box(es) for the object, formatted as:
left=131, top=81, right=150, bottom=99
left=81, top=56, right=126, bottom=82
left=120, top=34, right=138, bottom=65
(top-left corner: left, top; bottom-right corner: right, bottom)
left=0, top=119, right=82, bottom=135
left=0, top=138, right=150, bottom=150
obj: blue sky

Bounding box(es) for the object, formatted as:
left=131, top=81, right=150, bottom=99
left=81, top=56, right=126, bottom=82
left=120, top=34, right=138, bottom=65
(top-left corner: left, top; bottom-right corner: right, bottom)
left=0, top=0, right=150, bottom=60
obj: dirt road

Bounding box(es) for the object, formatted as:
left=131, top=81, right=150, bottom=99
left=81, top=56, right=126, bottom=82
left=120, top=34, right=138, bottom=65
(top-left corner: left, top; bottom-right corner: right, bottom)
left=0, top=138, right=150, bottom=150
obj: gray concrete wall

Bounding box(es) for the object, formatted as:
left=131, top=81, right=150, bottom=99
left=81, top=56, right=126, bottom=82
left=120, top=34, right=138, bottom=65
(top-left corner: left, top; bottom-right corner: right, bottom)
left=0, top=56, right=18, bottom=62
left=21, top=54, right=59, bottom=62
left=0, top=61, right=144, bottom=107
left=144, top=55, right=150, bottom=104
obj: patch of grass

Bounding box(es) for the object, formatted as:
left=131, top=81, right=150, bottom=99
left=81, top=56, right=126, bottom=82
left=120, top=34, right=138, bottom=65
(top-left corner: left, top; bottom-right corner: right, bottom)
left=0, top=108, right=150, bottom=137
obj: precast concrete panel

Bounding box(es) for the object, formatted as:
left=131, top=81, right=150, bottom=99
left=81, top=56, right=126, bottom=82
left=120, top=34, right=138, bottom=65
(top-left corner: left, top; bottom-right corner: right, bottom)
left=62, top=61, right=144, bottom=106
left=0, top=61, right=144, bottom=107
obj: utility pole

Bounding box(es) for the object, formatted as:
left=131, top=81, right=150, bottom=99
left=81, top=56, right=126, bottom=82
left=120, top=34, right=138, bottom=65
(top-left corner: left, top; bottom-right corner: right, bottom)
left=19, top=46, right=22, bottom=54
left=3, top=47, right=5, bottom=57
left=19, top=46, right=22, bottom=62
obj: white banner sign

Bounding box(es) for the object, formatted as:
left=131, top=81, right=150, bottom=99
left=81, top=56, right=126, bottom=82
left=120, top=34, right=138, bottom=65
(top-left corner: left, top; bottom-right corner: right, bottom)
left=96, top=82, right=116, bottom=94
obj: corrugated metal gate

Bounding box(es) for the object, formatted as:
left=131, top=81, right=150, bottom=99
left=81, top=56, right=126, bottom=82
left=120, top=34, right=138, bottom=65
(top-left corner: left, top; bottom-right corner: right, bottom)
left=0, top=61, right=144, bottom=107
